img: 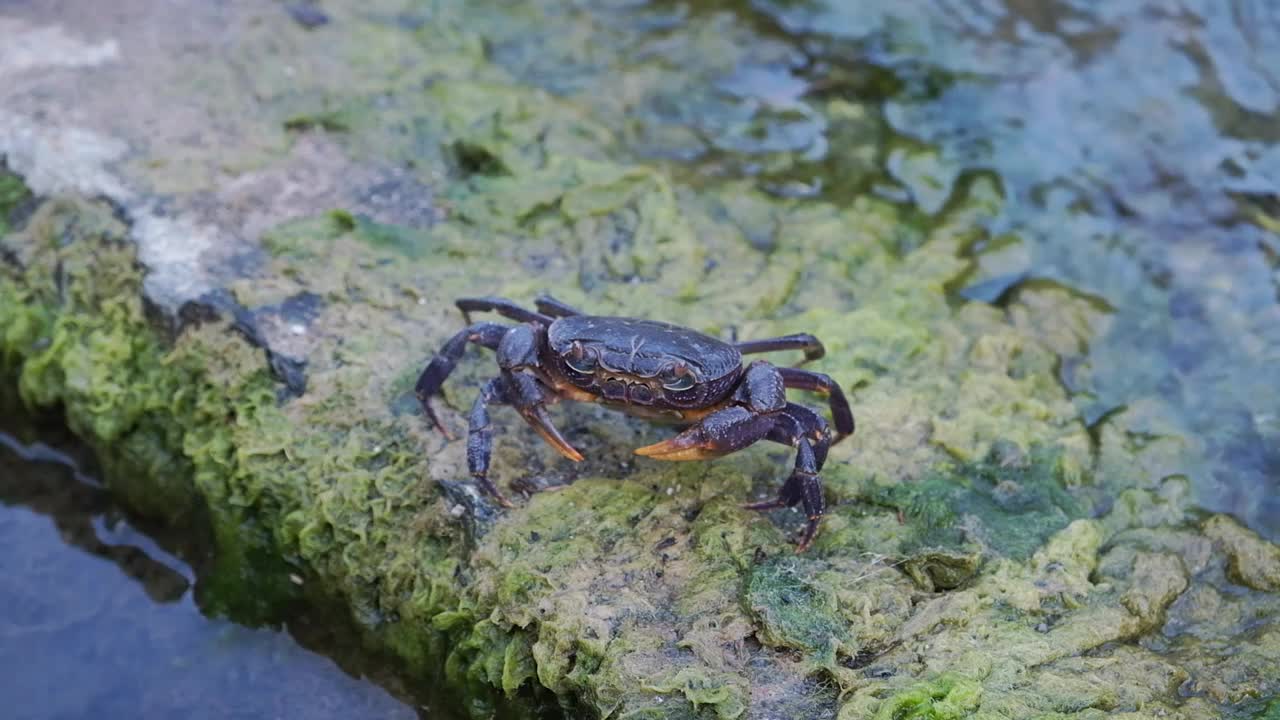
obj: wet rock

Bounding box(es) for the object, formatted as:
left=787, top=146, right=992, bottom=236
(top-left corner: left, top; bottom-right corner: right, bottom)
left=1120, top=552, right=1188, bottom=631
left=1203, top=515, right=1280, bottom=592
left=284, top=3, right=330, bottom=29
left=900, top=548, right=982, bottom=592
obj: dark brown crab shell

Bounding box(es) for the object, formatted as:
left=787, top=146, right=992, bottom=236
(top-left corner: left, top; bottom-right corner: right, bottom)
left=543, top=315, right=743, bottom=410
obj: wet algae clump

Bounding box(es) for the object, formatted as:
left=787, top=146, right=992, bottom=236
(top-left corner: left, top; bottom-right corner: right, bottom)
left=3, top=3, right=1280, bottom=720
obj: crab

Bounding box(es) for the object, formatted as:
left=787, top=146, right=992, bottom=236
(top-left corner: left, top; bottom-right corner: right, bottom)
left=415, top=295, right=855, bottom=551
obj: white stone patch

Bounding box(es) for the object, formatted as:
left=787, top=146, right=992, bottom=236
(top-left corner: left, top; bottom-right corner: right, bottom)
left=0, top=18, right=119, bottom=76
left=0, top=107, right=227, bottom=311
left=0, top=110, right=132, bottom=200
left=131, top=210, right=220, bottom=309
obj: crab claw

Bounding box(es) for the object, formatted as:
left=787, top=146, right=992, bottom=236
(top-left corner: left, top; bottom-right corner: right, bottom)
left=634, top=426, right=725, bottom=461
left=636, top=406, right=773, bottom=461
left=521, top=405, right=584, bottom=462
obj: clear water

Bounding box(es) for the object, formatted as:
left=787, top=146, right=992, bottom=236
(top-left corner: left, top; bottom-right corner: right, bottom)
left=0, top=421, right=420, bottom=720
left=779, top=0, right=1280, bottom=537
left=467, top=0, right=1280, bottom=535
left=547, top=0, right=1280, bottom=537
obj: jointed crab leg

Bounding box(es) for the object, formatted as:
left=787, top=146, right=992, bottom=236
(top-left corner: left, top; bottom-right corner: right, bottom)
left=534, top=294, right=584, bottom=318
left=634, top=405, right=777, bottom=461
left=766, top=403, right=832, bottom=466
left=636, top=402, right=832, bottom=551
left=744, top=404, right=832, bottom=551
left=636, top=362, right=837, bottom=551
left=778, top=367, right=855, bottom=441
left=416, top=321, right=511, bottom=438
left=466, top=372, right=582, bottom=506
left=467, top=377, right=515, bottom=507
left=735, top=333, right=826, bottom=364
left=456, top=296, right=554, bottom=325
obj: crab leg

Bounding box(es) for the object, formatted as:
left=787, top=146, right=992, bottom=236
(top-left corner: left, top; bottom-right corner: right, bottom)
left=778, top=367, right=855, bottom=441
left=742, top=404, right=832, bottom=551
left=534, top=293, right=584, bottom=317
left=634, top=405, right=777, bottom=461
left=465, top=372, right=583, bottom=506
left=456, top=296, right=553, bottom=325
left=466, top=377, right=515, bottom=506
left=415, top=321, right=511, bottom=439
left=735, top=333, right=826, bottom=364
left=637, top=361, right=836, bottom=552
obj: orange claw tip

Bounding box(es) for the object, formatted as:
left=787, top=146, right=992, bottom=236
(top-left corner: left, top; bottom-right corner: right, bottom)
left=535, top=427, right=583, bottom=462
left=633, top=438, right=719, bottom=461
left=556, top=443, right=586, bottom=463
left=528, top=419, right=585, bottom=462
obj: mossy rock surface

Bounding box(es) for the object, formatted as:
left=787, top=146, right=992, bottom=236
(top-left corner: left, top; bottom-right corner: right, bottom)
left=2, top=2, right=1278, bottom=718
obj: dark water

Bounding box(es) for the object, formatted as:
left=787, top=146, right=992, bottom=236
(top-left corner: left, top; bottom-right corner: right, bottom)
left=0, top=421, right=419, bottom=720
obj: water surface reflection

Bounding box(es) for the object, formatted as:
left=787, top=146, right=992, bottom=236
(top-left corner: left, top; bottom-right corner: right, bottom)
left=0, top=423, right=420, bottom=720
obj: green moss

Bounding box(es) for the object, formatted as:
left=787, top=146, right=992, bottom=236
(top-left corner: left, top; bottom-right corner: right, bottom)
left=283, top=109, right=353, bottom=133
left=642, top=667, right=747, bottom=719
left=0, top=197, right=302, bottom=623
left=3, top=7, right=1271, bottom=715
left=1203, top=515, right=1280, bottom=592
left=1253, top=698, right=1280, bottom=720
left=260, top=213, right=345, bottom=260
left=859, top=446, right=1089, bottom=560
left=0, top=166, right=31, bottom=236
left=747, top=556, right=849, bottom=659
left=870, top=675, right=982, bottom=720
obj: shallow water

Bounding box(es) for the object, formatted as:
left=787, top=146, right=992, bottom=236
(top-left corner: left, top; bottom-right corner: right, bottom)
left=811, top=0, right=1280, bottom=538
left=471, top=0, right=1280, bottom=537
left=0, top=421, right=421, bottom=720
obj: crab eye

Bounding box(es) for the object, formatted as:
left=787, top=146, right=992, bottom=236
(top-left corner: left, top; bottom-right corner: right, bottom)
left=660, top=363, right=696, bottom=392
left=565, top=342, right=597, bottom=374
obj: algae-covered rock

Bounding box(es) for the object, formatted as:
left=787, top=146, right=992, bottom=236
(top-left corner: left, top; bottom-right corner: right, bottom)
left=3, top=2, right=1279, bottom=719
left=1204, top=515, right=1280, bottom=592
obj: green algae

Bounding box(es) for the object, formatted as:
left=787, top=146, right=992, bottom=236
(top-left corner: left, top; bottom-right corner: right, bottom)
left=0, top=165, right=30, bottom=237
left=0, top=197, right=302, bottom=623
left=1203, top=515, right=1280, bottom=593
left=836, top=446, right=1088, bottom=568
left=747, top=556, right=852, bottom=657
left=867, top=674, right=982, bottom=720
